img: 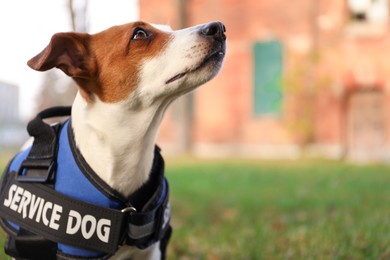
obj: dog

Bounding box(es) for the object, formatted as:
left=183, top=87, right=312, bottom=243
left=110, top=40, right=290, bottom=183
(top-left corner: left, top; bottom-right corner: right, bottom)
left=0, top=21, right=226, bottom=259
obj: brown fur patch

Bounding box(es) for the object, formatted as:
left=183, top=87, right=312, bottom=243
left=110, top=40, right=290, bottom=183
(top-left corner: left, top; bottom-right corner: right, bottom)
left=86, top=22, right=172, bottom=103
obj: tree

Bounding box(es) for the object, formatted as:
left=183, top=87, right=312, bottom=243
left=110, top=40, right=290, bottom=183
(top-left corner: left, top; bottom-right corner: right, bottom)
left=35, top=0, right=88, bottom=113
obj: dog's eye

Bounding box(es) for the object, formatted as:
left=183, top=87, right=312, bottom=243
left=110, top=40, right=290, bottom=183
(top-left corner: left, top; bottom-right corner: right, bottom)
left=132, top=28, right=149, bottom=40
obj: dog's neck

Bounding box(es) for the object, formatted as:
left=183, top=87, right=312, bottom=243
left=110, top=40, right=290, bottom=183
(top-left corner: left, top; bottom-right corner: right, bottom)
left=71, top=93, right=168, bottom=198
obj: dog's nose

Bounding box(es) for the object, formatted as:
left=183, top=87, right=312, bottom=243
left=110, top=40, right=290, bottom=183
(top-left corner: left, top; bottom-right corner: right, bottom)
left=199, top=21, right=226, bottom=40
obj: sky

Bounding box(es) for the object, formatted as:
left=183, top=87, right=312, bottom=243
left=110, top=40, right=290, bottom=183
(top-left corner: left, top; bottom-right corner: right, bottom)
left=0, top=0, right=138, bottom=119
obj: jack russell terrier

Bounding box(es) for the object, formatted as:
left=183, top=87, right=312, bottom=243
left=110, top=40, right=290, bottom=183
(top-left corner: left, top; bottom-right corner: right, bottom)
left=0, top=21, right=226, bottom=259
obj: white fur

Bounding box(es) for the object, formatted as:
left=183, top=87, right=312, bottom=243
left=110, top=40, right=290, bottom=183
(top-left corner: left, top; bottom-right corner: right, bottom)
left=70, top=22, right=225, bottom=259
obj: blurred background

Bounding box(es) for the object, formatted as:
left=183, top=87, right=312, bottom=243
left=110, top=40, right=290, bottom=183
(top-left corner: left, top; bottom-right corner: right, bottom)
left=1, top=0, right=390, bottom=163
left=1, top=0, right=390, bottom=259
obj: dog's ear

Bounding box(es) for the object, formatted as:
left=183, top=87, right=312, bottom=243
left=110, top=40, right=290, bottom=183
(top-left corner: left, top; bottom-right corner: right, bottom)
left=27, top=32, right=94, bottom=80
left=28, top=32, right=97, bottom=102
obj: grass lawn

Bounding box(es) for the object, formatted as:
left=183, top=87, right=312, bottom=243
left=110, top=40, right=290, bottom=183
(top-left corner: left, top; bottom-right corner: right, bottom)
left=1, top=157, right=390, bottom=259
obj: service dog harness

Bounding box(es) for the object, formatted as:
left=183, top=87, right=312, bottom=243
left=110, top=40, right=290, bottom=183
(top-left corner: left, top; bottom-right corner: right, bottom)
left=0, top=107, right=172, bottom=260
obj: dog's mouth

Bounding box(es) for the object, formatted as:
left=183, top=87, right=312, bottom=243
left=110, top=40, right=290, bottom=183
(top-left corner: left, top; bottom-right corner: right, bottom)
left=165, top=49, right=225, bottom=84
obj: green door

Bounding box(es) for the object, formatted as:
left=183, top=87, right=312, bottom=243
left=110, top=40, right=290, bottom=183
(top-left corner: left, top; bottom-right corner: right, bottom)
left=253, top=40, right=283, bottom=116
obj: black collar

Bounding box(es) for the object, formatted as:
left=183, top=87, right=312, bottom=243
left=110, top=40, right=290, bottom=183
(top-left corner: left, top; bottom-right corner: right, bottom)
left=0, top=106, right=172, bottom=258
left=67, top=120, right=165, bottom=211
left=67, top=119, right=171, bottom=250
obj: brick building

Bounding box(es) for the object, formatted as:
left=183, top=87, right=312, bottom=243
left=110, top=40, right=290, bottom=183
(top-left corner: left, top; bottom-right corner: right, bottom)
left=140, top=0, right=390, bottom=162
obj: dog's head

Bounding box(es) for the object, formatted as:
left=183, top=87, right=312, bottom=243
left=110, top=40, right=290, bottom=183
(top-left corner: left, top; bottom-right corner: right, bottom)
left=28, top=21, right=226, bottom=107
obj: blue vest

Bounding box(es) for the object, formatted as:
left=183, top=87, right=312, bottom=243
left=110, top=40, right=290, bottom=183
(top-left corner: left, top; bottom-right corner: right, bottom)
left=0, top=107, right=171, bottom=259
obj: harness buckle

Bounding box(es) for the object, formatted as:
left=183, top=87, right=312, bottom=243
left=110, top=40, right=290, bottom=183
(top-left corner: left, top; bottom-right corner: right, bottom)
left=121, top=207, right=137, bottom=214
left=16, top=159, right=56, bottom=183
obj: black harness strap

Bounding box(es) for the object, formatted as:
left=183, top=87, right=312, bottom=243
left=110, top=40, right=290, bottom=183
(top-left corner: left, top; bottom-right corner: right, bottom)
left=0, top=173, right=126, bottom=254
left=17, top=106, right=71, bottom=184
left=5, top=106, right=71, bottom=260
left=0, top=106, right=172, bottom=259
left=7, top=229, right=57, bottom=260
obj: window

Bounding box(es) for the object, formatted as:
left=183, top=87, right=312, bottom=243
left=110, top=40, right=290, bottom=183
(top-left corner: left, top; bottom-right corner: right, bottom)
left=347, top=0, right=389, bottom=36
left=253, top=40, right=283, bottom=116
left=348, top=0, right=389, bottom=23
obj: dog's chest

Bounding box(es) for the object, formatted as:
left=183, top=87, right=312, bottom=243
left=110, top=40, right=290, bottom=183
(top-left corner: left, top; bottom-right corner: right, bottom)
left=0, top=111, right=171, bottom=259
